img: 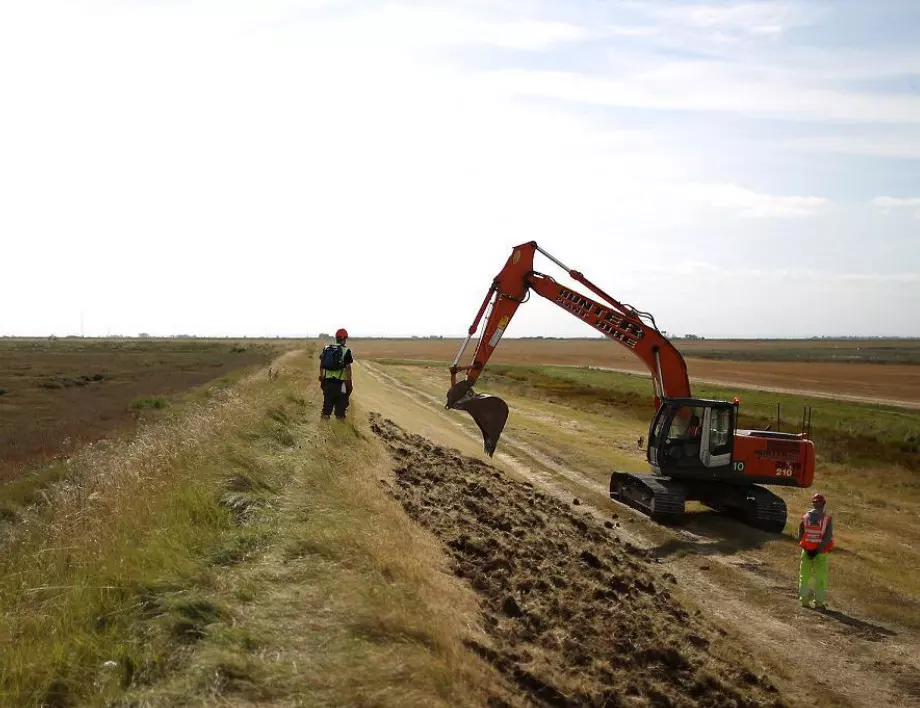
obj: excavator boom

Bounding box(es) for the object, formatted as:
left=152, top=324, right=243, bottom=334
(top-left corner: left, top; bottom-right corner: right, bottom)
left=447, top=241, right=690, bottom=455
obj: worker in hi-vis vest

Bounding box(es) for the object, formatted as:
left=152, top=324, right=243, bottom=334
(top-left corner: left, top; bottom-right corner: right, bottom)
left=318, top=328, right=353, bottom=420
left=797, top=492, right=834, bottom=610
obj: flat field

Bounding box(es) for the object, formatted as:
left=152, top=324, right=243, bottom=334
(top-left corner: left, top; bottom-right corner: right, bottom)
left=354, top=338, right=920, bottom=407
left=3, top=340, right=918, bottom=707
left=0, top=338, right=277, bottom=484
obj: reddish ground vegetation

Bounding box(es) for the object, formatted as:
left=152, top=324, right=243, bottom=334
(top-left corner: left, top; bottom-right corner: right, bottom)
left=0, top=342, right=273, bottom=482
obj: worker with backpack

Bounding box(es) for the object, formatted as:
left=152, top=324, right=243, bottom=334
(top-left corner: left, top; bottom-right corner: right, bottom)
left=318, top=328, right=354, bottom=419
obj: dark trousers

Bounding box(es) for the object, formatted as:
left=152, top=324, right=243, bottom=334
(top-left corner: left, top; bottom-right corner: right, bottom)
left=321, top=378, right=350, bottom=419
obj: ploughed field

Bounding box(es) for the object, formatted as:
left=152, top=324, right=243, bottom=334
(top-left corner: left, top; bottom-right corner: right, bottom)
left=0, top=338, right=276, bottom=483
left=354, top=338, right=920, bottom=407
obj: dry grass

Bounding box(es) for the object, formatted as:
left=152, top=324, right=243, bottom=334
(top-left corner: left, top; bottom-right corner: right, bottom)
left=0, top=366, right=277, bottom=705
left=0, top=351, right=511, bottom=707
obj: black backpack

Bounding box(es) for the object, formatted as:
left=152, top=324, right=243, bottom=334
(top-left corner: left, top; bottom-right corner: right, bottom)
left=320, top=344, right=346, bottom=371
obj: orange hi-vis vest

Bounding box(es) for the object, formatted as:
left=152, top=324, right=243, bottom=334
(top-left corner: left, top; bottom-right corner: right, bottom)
left=800, top=512, right=834, bottom=553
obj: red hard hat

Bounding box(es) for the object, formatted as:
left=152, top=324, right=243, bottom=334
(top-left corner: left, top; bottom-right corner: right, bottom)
left=335, top=328, right=348, bottom=339
left=811, top=493, right=826, bottom=505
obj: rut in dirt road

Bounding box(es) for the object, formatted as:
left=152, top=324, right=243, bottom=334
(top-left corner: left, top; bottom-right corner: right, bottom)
left=370, top=413, right=784, bottom=708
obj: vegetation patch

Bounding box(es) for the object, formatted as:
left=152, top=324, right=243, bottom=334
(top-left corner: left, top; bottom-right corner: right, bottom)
left=130, top=396, right=170, bottom=410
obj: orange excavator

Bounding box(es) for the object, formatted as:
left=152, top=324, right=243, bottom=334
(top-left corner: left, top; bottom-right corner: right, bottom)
left=446, top=241, right=815, bottom=532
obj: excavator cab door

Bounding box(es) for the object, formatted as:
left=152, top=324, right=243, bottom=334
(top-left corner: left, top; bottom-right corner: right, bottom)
left=648, top=399, right=736, bottom=476
left=699, top=405, right=734, bottom=468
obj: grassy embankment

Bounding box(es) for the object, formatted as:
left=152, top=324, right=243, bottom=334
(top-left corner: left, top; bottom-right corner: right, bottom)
left=0, top=350, right=508, bottom=707
left=371, top=358, right=920, bottom=629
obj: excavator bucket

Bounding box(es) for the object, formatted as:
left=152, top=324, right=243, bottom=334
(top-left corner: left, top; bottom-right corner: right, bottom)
left=446, top=381, right=509, bottom=456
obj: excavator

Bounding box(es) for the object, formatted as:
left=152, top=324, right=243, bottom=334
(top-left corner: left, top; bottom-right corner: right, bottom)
left=446, top=241, right=815, bottom=532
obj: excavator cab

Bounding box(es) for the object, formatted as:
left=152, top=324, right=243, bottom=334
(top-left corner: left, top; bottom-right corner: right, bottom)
left=647, top=398, right=737, bottom=477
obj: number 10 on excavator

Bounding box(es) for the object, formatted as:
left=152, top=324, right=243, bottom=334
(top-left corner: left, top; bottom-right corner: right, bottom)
left=445, top=241, right=816, bottom=532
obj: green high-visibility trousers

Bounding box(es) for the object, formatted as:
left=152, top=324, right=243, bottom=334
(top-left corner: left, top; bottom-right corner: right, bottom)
left=799, top=550, right=829, bottom=606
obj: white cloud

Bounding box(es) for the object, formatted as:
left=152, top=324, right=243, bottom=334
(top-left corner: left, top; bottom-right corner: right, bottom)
left=524, top=259, right=920, bottom=339
left=872, top=196, right=920, bottom=219
left=643, top=262, right=920, bottom=284
left=653, top=2, right=819, bottom=36
left=679, top=183, right=829, bottom=218
left=461, top=3, right=920, bottom=126
left=345, top=6, right=590, bottom=51
left=793, top=136, right=920, bottom=159
left=872, top=197, right=920, bottom=208
left=481, top=65, right=920, bottom=124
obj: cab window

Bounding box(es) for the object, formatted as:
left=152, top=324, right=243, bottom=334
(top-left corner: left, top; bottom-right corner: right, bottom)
left=649, top=408, right=669, bottom=446
left=709, top=407, right=733, bottom=456
left=671, top=406, right=704, bottom=440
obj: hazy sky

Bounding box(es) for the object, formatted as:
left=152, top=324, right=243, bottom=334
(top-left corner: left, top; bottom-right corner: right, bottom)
left=1, top=0, right=918, bottom=339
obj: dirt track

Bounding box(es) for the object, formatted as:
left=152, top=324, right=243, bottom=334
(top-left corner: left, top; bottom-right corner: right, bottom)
left=372, top=413, right=783, bottom=707
left=358, top=361, right=920, bottom=708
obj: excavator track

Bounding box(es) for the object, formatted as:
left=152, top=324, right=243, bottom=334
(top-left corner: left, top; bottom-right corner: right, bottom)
left=609, top=473, right=788, bottom=533
left=690, top=481, right=788, bottom=533
left=609, top=472, right=686, bottom=525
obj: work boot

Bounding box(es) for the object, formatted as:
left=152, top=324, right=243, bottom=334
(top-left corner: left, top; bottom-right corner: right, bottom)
left=814, top=602, right=828, bottom=611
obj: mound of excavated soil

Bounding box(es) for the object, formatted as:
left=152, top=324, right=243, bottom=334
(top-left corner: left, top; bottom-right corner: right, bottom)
left=370, top=413, right=784, bottom=708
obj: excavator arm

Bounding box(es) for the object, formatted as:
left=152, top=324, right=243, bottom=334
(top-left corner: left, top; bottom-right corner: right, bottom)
left=447, top=241, right=692, bottom=455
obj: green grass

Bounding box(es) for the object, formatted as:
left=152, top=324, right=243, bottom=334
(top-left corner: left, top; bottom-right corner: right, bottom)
left=130, top=396, right=170, bottom=410
left=0, top=393, right=282, bottom=704
left=0, top=352, right=508, bottom=707
left=0, top=462, right=70, bottom=523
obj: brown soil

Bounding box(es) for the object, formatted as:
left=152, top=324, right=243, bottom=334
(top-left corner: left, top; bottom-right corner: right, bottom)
left=371, top=413, right=784, bottom=708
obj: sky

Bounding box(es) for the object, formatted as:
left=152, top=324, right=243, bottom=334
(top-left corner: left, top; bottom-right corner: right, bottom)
left=1, top=0, right=918, bottom=339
